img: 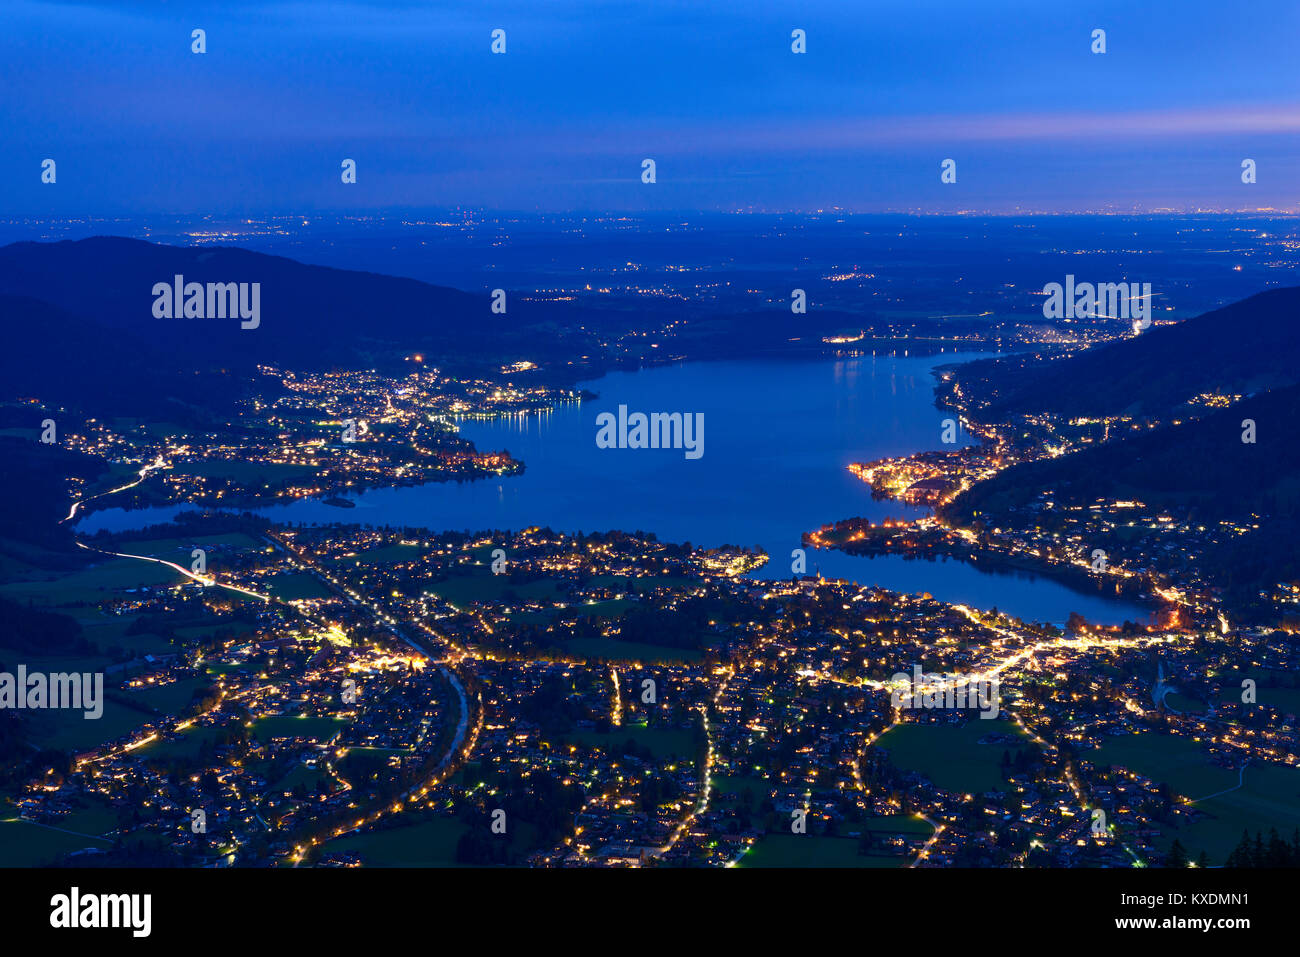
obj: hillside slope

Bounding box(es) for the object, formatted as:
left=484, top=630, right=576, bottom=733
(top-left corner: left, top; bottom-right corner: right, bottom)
left=952, top=286, right=1300, bottom=419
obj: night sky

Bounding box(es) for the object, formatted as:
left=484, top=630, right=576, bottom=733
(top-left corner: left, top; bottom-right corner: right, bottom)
left=5, top=0, right=1300, bottom=214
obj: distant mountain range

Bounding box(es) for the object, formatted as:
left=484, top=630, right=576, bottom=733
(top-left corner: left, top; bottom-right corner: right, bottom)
left=951, top=286, right=1300, bottom=420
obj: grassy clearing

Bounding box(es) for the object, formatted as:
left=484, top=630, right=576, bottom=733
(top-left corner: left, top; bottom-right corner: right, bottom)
left=712, top=775, right=773, bottom=811
left=333, top=544, right=426, bottom=567
left=876, top=720, right=1031, bottom=795
left=1177, top=763, right=1300, bottom=864
left=737, top=834, right=908, bottom=868
left=0, top=558, right=186, bottom=606
left=22, top=704, right=147, bottom=754
left=0, top=819, right=113, bottom=866
left=1091, top=733, right=1237, bottom=799
left=110, top=533, right=264, bottom=563
left=1091, top=732, right=1300, bottom=864
left=427, top=571, right=565, bottom=608
left=130, top=676, right=212, bottom=716
left=265, top=573, right=332, bottom=601
left=251, top=715, right=348, bottom=742
left=1221, top=671, right=1300, bottom=716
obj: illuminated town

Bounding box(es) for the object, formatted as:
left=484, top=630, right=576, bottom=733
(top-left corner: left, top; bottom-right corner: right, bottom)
left=5, top=297, right=1298, bottom=870
left=6, top=4, right=1300, bottom=948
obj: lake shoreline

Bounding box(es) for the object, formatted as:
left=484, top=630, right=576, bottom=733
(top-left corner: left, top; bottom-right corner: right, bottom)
left=72, top=353, right=1148, bottom=625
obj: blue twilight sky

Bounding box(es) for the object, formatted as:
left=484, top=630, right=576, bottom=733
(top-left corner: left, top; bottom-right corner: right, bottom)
left=4, top=0, right=1300, bottom=215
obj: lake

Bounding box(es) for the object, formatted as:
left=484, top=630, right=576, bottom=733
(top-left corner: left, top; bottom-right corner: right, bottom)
left=79, top=354, right=1149, bottom=626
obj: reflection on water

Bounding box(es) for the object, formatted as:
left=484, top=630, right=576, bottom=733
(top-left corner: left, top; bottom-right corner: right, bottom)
left=78, top=355, right=1149, bottom=626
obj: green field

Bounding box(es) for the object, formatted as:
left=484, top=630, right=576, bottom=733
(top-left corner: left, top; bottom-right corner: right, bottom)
left=1221, top=671, right=1300, bottom=716
left=0, top=650, right=113, bottom=676
left=0, top=534, right=74, bottom=579
left=737, top=834, right=912, bottom=868
left=107, top=418, right=187, bottom=441
left=1090, top=732, right=1300, bottom=864
left=323, top=819, right=466, bottom=866
left=9, top=664, right=211, bottom=752
left=876, top=720, right=1031, bottom=795
left=427, top=571, right=565, bottom=608
left=252, top=715, right=348, bottom=742
left=0, top=651, right=151, bottom=752
left=56, top=799, right=122, bottom=838
left=273, top=762, right=332, bottom=796
left=0, top=558, right=186, bottom=605
left=112, top=532, right=264, bottom=564
left=1091, top=734, right=1237, bottom=799
left=78, top=611, right=175, bottom=656
left=0, top=819, right=113, bottom=866
left=265, top=573, right=332, bottom=601
left=334, top=544, right=425, bottom=567
left=1176, top=763, right=1300, bottom=864
left=203, top=660, right=250, bottom=676
left=0, top=550, right=37, bottom=579
left=131, top=676, right=211, bottom=716
left=22, top=703, right=147, bottom=754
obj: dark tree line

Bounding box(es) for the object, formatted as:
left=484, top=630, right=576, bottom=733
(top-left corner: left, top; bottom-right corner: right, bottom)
left=1223, top=828, right=1300, bottom=867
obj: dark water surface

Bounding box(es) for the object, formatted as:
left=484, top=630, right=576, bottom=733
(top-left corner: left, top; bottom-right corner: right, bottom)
left=80, top=355, right=1148, bottom=625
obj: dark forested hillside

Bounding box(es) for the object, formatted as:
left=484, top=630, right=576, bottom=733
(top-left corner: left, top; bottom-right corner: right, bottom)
left=0, top=436, right=105, bottom=565
left=944, top=383, right=1300, bottom=608
left=0, top=294, right=251, bottom=417
left=948, top=384, right=1300, bottom=522
left=952, top=286, right=1300, bottom=419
